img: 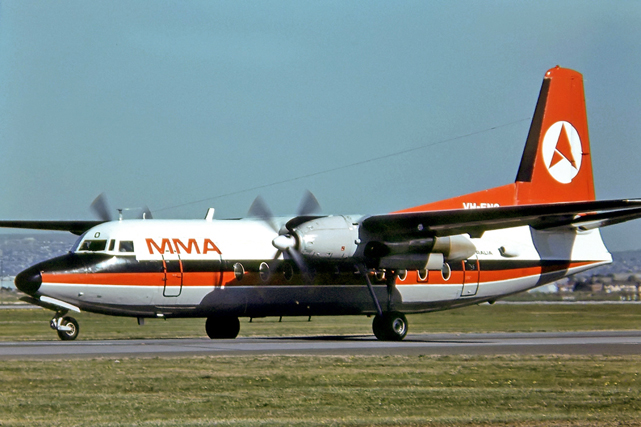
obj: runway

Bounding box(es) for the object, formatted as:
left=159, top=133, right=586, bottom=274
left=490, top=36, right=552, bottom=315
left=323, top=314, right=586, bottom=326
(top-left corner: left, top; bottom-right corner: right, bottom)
left=1, top=330, right=641, bottom=359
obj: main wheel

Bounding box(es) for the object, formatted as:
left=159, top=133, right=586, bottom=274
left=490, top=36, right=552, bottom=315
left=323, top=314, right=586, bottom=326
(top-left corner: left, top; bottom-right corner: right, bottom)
left=205, top=316, right=240, bottom=339
left=372, top=312, right=408, bottom=341
left=56, top=316, right=79, bottom=341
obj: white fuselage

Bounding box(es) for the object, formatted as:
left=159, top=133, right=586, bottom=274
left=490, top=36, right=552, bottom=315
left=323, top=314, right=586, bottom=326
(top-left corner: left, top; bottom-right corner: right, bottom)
left=24, top=217, right=610, bottom=319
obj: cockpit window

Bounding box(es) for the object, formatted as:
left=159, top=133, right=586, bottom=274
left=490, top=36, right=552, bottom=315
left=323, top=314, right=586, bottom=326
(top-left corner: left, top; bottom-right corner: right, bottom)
left=119, top=241, right=134, bottom=253
left=77, top=240, right=107, bottom=252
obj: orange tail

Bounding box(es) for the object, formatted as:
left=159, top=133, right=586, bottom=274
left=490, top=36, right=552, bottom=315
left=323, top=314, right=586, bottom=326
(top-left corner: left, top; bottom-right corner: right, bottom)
left=514, top=66, right=595, bottom=204
left=399, top=66, right=595, bottom=213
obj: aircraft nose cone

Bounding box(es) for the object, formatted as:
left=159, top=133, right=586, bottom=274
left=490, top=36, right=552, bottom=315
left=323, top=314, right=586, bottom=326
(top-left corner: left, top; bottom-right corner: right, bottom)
left=15, top=266, right=42, bottom=295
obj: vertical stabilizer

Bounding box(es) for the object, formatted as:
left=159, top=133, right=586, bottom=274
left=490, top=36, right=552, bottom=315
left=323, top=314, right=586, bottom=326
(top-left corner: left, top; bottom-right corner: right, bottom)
left=514, top=66, right=595, bottom=204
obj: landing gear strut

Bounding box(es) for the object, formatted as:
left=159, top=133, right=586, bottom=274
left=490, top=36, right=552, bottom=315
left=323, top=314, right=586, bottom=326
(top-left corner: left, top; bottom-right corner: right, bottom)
left=358, top=265, right=408, bottom=341
left=50, top=311, right=79, bottom=341
left=205, top=316, right=240, bottom=339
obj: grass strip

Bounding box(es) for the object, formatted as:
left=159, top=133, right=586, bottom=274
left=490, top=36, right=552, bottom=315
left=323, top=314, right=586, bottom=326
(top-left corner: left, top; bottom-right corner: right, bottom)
left=1, top=303, right=641, bottom=341
left=1, top=355, right=640, bottom=426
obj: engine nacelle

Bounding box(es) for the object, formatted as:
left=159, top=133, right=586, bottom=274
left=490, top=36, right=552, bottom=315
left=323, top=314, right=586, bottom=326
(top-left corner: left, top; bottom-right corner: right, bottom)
left=432, top=234, right=477, bottom=262
left=292, top=216, right=359, bottom=259
left=368, top=234, right=476, bottom=270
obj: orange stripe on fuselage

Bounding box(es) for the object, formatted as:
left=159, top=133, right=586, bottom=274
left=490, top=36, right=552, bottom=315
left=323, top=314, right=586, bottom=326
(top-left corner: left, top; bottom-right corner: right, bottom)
left=40, top=260, right=600, bottom=288
left=41, top=272, right=219, bottom=287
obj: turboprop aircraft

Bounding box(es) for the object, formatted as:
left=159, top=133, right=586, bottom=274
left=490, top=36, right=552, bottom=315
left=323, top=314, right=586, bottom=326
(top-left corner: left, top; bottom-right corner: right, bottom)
left=8, top=66, right=641, bottom=341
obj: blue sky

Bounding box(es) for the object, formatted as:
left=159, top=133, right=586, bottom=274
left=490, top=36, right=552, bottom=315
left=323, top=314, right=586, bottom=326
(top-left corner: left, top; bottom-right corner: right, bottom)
left=1, top=1, right=641, bottom=250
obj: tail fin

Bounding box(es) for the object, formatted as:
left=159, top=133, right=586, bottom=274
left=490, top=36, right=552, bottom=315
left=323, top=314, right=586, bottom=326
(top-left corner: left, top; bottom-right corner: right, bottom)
left=398, top=66, right=595, bottom=213
left=514, top=66, right=595, bottom=204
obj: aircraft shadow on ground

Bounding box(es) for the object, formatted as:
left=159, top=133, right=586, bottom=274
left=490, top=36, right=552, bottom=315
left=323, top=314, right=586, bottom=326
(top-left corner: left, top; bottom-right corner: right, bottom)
left=257, top=335, right=487, bottom=344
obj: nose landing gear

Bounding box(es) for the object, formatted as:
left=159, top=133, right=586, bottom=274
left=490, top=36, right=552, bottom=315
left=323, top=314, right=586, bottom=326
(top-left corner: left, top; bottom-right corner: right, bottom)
left=50, top=311, right=79, bottom=341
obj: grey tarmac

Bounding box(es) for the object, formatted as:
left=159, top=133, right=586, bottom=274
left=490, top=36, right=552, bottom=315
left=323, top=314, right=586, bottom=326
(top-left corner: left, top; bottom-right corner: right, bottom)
left=1, top=330, right=641, bottom=359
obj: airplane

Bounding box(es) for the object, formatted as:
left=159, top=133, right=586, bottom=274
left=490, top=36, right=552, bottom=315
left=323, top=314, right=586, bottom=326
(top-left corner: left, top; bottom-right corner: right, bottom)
left=7, top=66, right=641, bottom=341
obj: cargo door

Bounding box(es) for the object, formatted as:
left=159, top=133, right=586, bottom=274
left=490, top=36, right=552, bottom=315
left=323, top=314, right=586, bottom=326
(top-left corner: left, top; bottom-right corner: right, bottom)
left=461, top=257, right=480, bottom=297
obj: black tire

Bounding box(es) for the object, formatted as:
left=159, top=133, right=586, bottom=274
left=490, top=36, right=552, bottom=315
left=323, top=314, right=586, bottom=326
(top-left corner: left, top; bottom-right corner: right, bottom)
left=205, top=316, right=240, bottom=339
left=56, top=316, right=79, bottom=341
left=372, top=312, right=408, bottom=341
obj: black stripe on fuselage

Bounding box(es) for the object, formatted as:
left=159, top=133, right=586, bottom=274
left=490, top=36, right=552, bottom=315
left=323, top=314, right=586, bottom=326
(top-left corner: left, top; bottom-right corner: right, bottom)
left=478, top=259, right=575, bottom=271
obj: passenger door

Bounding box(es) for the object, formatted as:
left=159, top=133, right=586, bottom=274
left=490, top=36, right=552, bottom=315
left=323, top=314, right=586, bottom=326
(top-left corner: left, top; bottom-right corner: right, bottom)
left=461, top=257, right=480, bottom=297
left=162, top=254, right=183, bottom=297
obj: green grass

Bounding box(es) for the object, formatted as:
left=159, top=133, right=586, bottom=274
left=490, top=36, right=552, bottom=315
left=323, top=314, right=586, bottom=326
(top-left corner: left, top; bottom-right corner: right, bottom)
left=503, top=290, right=637, bottom=302
left=1, top=355, right=640, bottom=426
left=0, top=290, right=22, bottom=304
left=3, top=304, right=641, bottom=426
left=1, top=303, right=641, bottom=341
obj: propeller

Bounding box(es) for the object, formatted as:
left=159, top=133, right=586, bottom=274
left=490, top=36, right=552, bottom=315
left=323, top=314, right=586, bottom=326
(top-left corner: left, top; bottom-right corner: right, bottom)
left=248, top=191, right=323, bottom=283
left=140, top=206, right=153, bottom=219
left=247, top=195, right=278, bottom=232
left=90, top=193, right=153, bottom=221
left=297, top=190, right=322, bottom=217
left=90, top=193, right=113, bottom=221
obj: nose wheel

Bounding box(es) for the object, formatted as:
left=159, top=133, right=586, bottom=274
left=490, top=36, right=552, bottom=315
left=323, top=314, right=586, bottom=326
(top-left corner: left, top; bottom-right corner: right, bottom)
left=51, top=313, right=79, bottom=341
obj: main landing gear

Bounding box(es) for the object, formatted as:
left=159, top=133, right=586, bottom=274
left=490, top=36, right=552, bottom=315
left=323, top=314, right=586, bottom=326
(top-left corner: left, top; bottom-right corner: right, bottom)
left=360, top=265, right=409, bottom=341
left=50, top=311, right=79, bottom=341
left=205, top=316, right=240, bottom=339
left=372, top=312, right=408, bottom=341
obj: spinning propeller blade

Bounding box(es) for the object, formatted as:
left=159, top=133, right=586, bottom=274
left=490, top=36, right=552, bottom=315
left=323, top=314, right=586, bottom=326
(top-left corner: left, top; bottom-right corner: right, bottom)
left=248, top=195, right=278, bottom=232
left=90, top=193, right=153, bottom=221
left=140, top=205, right=153, bottom=220
left=90, top=193, right=113, bottom=221
left=298, top=190, right=322, bottom=216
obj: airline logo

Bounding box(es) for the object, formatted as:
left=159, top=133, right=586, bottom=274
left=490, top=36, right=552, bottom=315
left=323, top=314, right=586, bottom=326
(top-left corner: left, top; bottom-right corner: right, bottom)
left=541, top=121, right=583, bottom=184
left=146, top=238, right=222, bottom=255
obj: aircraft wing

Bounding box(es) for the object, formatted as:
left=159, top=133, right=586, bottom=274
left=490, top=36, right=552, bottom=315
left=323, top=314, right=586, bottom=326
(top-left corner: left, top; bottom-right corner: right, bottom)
left=0, top=220, right=104, bottom=236
left=361, top=199, right=641, bottom=240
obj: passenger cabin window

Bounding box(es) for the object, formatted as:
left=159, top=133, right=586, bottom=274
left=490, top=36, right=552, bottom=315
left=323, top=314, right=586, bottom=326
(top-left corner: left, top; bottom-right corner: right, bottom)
left=119, top=241, right=135, bottom=253
left=77, top=240, right=107, bottom=252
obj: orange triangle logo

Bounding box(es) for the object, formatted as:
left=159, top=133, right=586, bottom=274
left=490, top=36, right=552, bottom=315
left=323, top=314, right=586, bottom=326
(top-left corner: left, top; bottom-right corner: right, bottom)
left=550, top=150, right=565, bottom=168
left=549, top=124, right=577, bottom=169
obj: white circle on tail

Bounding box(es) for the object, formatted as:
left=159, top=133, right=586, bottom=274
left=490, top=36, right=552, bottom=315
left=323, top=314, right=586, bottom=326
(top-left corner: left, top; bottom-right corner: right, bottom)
left=541, top=121, right=582, bottom=184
